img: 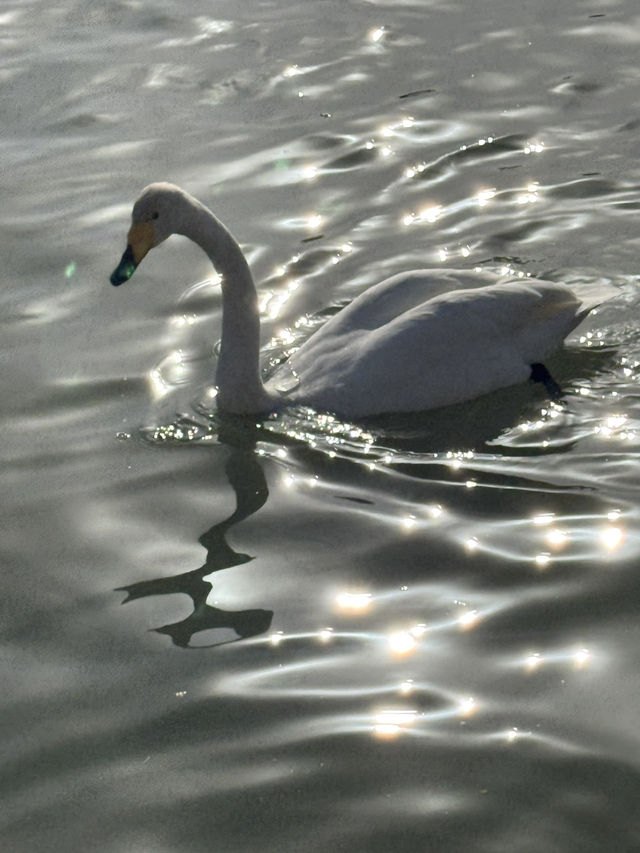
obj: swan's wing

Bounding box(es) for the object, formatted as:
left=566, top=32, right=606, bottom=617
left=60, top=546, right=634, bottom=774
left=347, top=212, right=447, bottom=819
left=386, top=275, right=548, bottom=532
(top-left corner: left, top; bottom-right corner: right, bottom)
left=368, top=279, right=595, bottom=368
left=281, top=279, right=600, bottom=416
left=313, top=269, right=500, bottom=335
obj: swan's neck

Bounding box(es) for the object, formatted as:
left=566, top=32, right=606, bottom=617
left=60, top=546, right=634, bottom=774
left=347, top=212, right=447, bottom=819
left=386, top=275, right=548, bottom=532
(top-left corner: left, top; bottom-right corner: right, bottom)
left=180, top=202, right=273, bottom=413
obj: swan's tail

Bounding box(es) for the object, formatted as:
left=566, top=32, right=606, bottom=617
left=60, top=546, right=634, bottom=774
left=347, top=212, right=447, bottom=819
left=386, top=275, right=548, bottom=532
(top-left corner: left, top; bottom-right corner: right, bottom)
left=575, top=290, right=615, bottom=325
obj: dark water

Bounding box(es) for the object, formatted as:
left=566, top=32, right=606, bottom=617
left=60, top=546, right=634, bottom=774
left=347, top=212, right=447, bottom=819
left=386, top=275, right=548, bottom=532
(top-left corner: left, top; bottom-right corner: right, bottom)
left=3, top=1, right=640, bottom=850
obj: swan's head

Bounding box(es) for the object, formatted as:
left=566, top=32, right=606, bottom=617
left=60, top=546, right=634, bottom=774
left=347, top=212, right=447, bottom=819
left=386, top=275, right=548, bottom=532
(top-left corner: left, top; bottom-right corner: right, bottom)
left=110, top=183, right=189, bottom=286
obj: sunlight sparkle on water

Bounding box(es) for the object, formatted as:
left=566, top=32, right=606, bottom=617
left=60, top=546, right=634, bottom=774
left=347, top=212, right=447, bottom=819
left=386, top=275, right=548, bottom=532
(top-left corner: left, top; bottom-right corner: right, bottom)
left=594, top=414, right=632, bottom=440
left=389, top=631, right=417, bottom=656
left=535, top=553, right=551, bottom=568
left=276, top=326, right=296, bottom=345
left=516, top=182, right=540, bottom=204
left=373, top=709, right=417, bottom=738
left=476, top=188, right=496, bottom=207
left=601, top=526, right=623, bottom=550
left=376, top=709, right=418, bottom=726
left=373, top=724, right=402, bottom=738
left=404, top=161, right=427, bottom=179
left=547, top=529, right=568, bottom=548
left=336, top=591, right=372, bottom=612
left=574, top=648, right=591, bottom=668
left=420, top=205, right=442, bottom=223
left=458, top=696, right=477, bottom=717
left=525, top=652, right=542, bottom=671
left=522, top=646, right=593, bottom=671
left=458, top=609, right=479, bottom=629
left=149, top=368, right=168, bottom=399
left=369, top=26, right=385, bottom=42
left=173, top=313, right=197, bottom=327
left=402, top=205, right=442, bottom=226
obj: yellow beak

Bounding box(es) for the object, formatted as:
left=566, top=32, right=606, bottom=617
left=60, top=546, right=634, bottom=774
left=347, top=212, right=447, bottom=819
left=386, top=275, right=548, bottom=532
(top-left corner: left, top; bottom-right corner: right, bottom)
left=127, top=221, right=156, bottom=264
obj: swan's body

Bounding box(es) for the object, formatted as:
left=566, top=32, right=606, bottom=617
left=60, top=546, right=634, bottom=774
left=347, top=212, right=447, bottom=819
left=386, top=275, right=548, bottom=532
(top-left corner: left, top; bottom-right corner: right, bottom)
left=110, top=183, right=604, bottom=418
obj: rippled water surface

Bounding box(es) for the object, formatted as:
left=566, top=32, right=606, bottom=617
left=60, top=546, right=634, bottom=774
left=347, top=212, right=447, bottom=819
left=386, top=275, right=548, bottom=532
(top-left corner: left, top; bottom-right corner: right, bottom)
left=4, top=1, right=640, bottom=850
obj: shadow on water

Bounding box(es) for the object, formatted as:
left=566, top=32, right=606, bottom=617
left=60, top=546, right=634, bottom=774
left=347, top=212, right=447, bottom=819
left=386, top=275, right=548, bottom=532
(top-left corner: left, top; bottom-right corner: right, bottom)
left=117, top=416, right=273, bottom=648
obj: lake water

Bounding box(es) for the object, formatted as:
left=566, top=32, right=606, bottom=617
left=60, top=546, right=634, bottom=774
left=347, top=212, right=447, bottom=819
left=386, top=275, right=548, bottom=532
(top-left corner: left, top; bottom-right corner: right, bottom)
left=4, top=1, right=640, bottom=850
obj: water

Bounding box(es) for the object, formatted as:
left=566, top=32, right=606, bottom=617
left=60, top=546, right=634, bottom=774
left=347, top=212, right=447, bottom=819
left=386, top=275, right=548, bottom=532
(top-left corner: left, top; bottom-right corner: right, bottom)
left=3, top=1, right=640, bottom=850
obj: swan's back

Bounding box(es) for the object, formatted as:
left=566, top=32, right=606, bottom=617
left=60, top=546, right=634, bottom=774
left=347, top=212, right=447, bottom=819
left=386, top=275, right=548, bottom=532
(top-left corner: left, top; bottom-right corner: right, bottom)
left=270, top=271, right=600, bottom=417
left=308, top=269, right=497, bottom=333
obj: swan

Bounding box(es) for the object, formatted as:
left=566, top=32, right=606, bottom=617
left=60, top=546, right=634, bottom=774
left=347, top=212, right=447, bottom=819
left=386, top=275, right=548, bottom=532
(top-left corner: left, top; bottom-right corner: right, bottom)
left=110, top=182, right=604, bottom=418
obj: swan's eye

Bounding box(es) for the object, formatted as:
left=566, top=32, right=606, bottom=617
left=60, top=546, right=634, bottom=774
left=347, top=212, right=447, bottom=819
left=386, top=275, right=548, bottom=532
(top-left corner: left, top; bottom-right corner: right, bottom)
left=151, top=211, right=159, bottom=220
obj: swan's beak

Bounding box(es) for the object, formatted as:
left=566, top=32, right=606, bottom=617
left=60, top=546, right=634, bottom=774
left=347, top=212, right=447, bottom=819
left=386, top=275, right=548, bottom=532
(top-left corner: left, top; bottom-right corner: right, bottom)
left=110, top=245, right=137, bottom=286
left=110, top=222, right=155, bottom=287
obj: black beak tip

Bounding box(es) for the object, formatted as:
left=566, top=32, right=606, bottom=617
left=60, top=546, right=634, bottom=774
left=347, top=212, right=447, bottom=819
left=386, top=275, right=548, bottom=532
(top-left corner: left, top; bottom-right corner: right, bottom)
left=110, top=245, right=137, bottom=287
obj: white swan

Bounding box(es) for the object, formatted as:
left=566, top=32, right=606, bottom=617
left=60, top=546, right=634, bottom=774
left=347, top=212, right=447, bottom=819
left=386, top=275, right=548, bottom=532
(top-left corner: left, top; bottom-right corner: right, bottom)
left=110, top=183, right=604, bottom=418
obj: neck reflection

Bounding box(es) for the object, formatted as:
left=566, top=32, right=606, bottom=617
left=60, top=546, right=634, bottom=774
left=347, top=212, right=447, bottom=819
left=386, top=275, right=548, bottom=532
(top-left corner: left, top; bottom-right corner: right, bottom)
left=117, top=415, right=272, bottom=647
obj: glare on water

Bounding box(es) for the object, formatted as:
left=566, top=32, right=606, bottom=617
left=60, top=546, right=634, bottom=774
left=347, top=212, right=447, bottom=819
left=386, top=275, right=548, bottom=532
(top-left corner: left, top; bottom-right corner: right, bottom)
left=4, top=1, right=640, bottom=851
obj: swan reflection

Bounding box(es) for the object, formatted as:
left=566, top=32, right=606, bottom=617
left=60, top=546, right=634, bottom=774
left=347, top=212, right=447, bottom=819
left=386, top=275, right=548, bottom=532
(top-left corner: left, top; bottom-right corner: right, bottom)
left=117, top=416, right=273, bottom=647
